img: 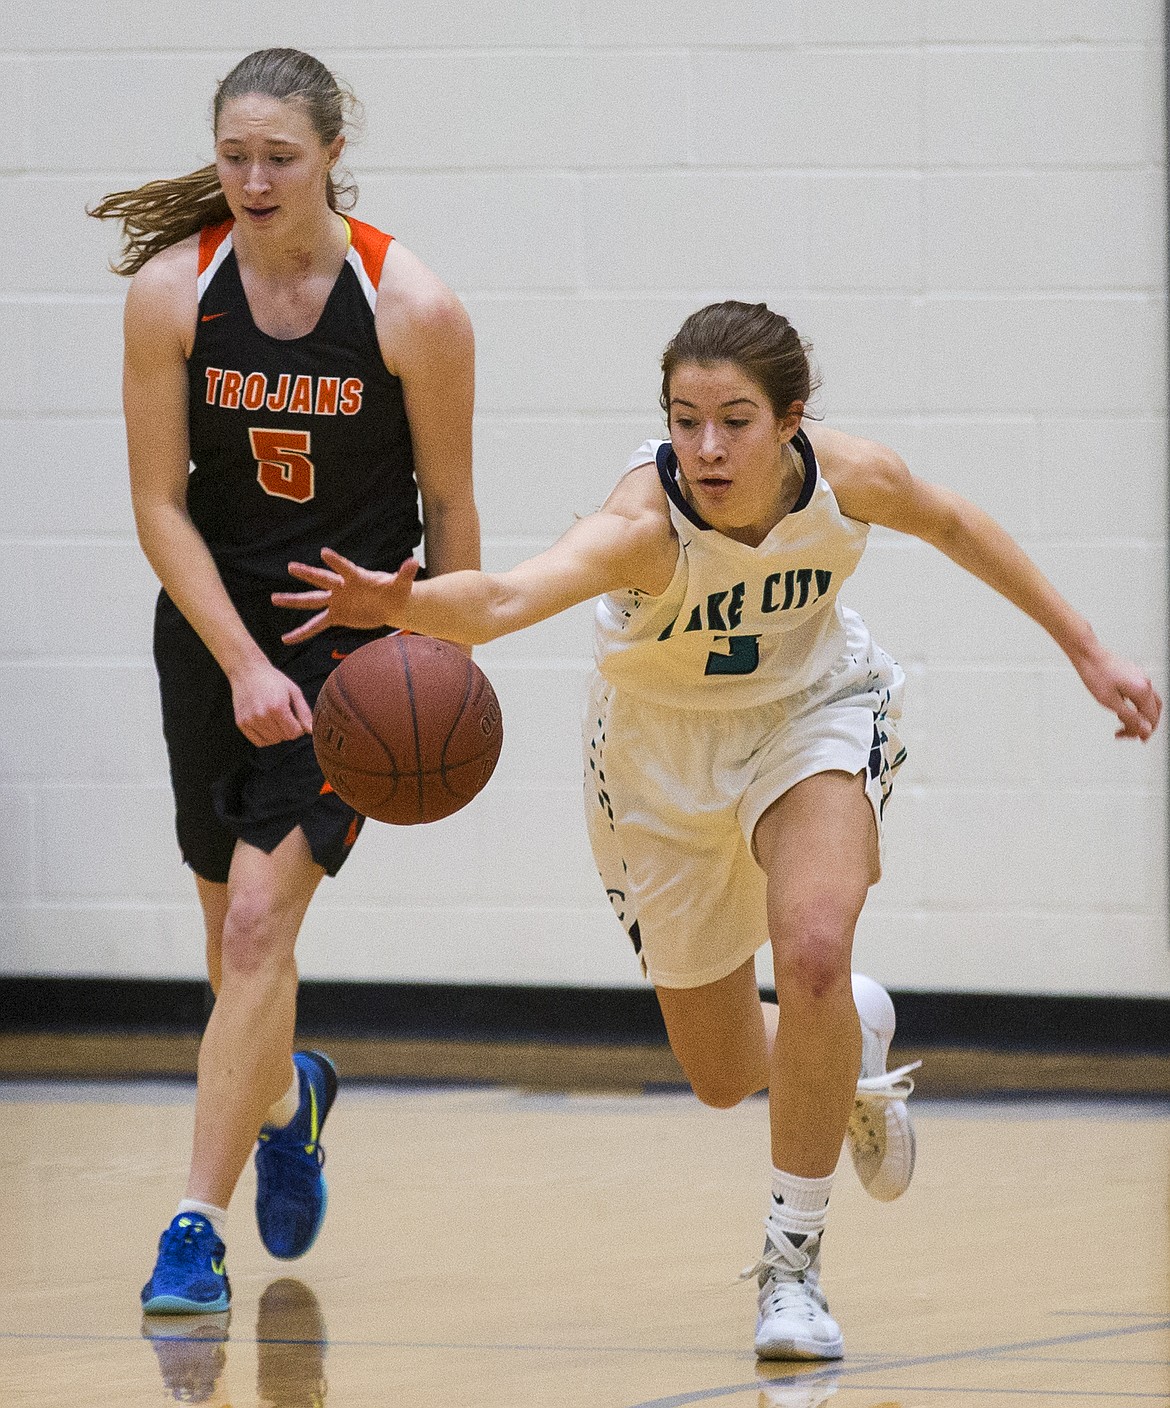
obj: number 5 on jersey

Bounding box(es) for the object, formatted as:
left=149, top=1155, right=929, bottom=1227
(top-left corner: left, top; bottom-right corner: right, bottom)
left=249, top=427, right=315, bottom=503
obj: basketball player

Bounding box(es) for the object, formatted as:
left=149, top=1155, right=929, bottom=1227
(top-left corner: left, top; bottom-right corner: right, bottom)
left=274, top=300, right=1160, bottom=1360
left=90, top=49, right=480, bottom=1313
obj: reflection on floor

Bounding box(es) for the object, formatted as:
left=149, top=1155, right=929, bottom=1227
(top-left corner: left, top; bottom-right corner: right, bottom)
left=3, top=1082, right=1168, bottom=1407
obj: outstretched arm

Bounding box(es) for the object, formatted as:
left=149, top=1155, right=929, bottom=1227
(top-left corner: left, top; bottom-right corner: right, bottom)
left=274, top=475, right=678, bottom=647
left=817, top=431, right=1162, bottom=741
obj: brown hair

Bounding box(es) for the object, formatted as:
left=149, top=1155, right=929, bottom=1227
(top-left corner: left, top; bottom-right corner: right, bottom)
left=660, top=301, right=820, bottom=422
left=88, top=48, right=359, bottom=275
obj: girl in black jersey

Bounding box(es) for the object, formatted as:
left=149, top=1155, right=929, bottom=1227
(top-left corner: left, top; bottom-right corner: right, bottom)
left=91, top=49, right=480, bottom=1314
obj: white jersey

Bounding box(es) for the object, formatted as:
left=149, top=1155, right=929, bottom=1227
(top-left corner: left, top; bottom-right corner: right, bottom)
left=594, top=432, right=871, bottom=710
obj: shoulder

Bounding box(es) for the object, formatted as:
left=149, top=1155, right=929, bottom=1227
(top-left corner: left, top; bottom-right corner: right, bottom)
left=124, top=235, right=199, bottom=355
left=602, top=459, right=669, bottom=520
left=803, top=423, right=911, bottom=520
left=601, top=461, right=677, bottom=582
left=550, top=461, right=676, bottom=598
left=375, top=239, right=473, bottom=375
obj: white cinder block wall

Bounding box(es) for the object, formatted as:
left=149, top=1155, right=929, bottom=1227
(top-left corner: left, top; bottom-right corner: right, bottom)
left=1, top=2, right=1165, bottom=997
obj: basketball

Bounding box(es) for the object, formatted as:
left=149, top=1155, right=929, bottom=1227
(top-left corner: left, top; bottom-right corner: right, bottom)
left=312, top=633, right=503, bottom=825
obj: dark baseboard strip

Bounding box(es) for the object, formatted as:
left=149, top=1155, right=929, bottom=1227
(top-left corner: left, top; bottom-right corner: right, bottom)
left=3, top=978, right=1170, bottom=1066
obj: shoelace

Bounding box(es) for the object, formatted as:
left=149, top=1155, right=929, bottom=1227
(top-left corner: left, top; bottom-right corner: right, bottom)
left=160, top=1219, right=219, bottom=1269
left=257, top=1137, right=325, bottom=1194
left=855, top=1059, right=921, bottom=1102
left=850, top=1060, right=921, bottom=1157
left=739, top=1236, right=811, bottom=1285
left=740, top=1240, right=828, bottom=1324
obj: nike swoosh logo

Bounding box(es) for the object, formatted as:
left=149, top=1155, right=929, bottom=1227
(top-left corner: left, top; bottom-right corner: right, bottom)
left=331, top=650, right=349, bottom=660
left=201, top=312, right=228, bottom=322
left=307, top=1082, right=319, bottom=1149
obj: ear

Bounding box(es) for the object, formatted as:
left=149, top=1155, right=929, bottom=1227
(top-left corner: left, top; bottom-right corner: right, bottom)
left=327, top=134, right=345, bottom=167
left=777, top=400, right=804, bottom=442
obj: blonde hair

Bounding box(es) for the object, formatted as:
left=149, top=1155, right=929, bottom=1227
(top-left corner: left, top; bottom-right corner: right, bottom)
left=89, top=48, right=358, bottom=274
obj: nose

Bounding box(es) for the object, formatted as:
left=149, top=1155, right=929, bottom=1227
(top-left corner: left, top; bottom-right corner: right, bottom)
left=243, top=163, right=270, bottom=198
left=698, top=422, right=725, bottom=461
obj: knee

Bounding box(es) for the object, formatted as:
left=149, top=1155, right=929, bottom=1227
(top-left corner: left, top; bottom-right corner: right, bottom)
left=219, top=889, right=291, bottom=979
left=670, top=1046, right=756, bottom=1109
left=686, top=1070, right=753, bottom=1110
left=772, top=903, right=856, bottom=1003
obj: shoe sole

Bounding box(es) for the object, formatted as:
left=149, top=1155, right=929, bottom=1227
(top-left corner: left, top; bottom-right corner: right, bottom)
left=755, top=1333, right=844, bottom=1361
left=269, top=1178, right=329, bottom=1261
left=142, top=1290, right=230, bottom=1315
left=849, top=973, right=915, bottom=1201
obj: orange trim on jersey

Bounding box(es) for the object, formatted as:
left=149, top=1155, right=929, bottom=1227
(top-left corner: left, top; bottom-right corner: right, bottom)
left=343, top=217, right=393, bottom=290
left=198, top=219, right=235, bottom=275
left=319, top=779, right=335, bottom=796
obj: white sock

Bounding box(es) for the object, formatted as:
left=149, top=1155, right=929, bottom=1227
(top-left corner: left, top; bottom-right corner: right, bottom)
left=263, top=1067, right=300, bottom=1130
left=767, top=1167, right=834, bottom=1250
left=176, top=1198, right=228, bottom=1240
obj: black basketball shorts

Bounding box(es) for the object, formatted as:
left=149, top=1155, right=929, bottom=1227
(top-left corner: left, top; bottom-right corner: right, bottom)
left=153, top=590, right=386, bottom=884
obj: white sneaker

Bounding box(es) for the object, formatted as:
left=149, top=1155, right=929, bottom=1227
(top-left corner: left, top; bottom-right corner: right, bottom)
left=744, top=1235, right=844, bottom=1362
left=848, top=972, right=921, bottom=1201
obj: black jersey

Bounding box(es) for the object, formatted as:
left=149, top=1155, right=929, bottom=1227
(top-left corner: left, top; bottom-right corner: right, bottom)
left=187, top=217, right=421, bottom=645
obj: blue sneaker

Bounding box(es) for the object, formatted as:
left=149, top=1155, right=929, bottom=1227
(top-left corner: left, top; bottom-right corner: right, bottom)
left=255, top=1050, right=338, bottom=1259
left=141, top=1215, right=231, bottom=1314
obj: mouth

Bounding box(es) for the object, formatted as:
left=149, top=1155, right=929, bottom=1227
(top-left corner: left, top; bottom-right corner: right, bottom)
left=242, top=205, right=278, bottom=221
left=694, top=474, right=733, bottom=495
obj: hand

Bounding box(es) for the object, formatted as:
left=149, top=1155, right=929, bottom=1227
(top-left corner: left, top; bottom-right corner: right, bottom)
left=229, top=658, right=314, bottom=745
left=273, top=549, right=420, bottom=646
left=1075, top=645, right=1162, bottom=741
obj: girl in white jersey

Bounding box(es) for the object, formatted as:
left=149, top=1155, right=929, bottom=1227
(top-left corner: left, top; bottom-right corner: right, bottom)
left=274, top=301, right=1161, bottom=1361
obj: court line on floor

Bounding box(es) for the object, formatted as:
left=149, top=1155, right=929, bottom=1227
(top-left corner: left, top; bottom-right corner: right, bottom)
left=0, top=1328, right=881, bottom=1363
left=810, top=1388, right=1170, bottom=1401
left=626, top=1316, right=1170, bottom=1408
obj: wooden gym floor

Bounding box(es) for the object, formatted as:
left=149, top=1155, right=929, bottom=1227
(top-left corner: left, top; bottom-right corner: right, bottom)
left=2, top=1078, right=1168, bottom=1407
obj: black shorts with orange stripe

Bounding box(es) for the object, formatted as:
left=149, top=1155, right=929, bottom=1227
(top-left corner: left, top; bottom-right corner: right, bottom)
left=153, top=589, right=388, bottom=884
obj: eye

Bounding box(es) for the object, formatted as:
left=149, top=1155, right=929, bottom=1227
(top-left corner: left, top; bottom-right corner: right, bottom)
left=672, top=416, right=697, bottom=430
left=725, top=418, right=750, bottom=428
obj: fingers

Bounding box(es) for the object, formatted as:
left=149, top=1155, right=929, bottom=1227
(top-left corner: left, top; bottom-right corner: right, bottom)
left=1114, top=680, right=1161, bottom=741
left=240, top=710, right=305, bottom=747
left=280, top=610, right=331, bottom=646
left=272, top=588, right=332, bottom=610
left=291, top=688, right=315, bottom=734
left=286, top=561, right=344, bottom=588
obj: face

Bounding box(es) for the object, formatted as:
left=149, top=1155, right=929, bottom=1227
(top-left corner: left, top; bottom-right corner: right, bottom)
left=666, top=360, right=803, bottom=544
left=214, top=93, right=343, bottom=233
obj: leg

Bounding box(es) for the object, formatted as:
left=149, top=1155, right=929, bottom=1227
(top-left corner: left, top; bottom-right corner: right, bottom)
left=655, top=958, right=771, bottom=1109
left=194, top=874, right=228, bottom=996
left=754, top=768, right=877, bottom=1176
left=187, top=827, right=324, bottom=1209
left=747, top=768, right=876, bottom=1362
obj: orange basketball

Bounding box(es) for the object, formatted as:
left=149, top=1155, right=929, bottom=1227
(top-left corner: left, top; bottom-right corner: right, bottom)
left=313, top=634, right=503, bottom=825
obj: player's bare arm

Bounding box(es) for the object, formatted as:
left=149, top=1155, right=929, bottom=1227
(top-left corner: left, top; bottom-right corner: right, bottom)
left=376, top=241, right=480, bottom=580
left=124, top=243, right=313, bottom=742
left=276, top=462, right=678, bottom=646
left=810, top=424, right=1162, bottom=741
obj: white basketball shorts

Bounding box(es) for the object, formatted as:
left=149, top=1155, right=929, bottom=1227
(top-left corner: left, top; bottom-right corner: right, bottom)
left=582, top=636, right=905, bottom=990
